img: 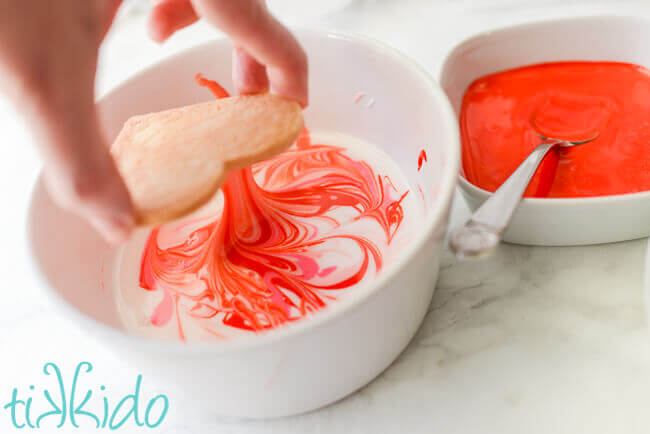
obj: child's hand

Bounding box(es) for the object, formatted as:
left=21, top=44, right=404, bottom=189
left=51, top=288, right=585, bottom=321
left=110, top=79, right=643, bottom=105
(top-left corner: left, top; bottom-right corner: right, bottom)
left=0, top=0, right=135, bottom=243
left=0, top=0, right=306, bottom=244
left=148, top=0, right=308, bottom=107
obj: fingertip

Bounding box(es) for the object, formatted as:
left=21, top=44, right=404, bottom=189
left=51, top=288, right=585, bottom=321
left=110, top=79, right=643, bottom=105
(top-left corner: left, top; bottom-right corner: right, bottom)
left=224, top=11, right=309, bottom=107
left=291, top=92, right=308, bottom=109
left=147, top=0, right=199, bottom=44
left=268, top=65, right=309, bottom=108
left=107, top=227, right=132, bottom=245
left=147, top=8, right=172, bottom=43
left=79, top=168, right=137, bottom=244
left=111, top=199, right=137, bottom=243
left=115, top=210, right=137, bottom=233
left=297, top=89, right=309, bottom=109
left=269, top=46, right=309, bottom=107
left=111, top=211, right=136, bottom=243
left=89, top=214, right=134, bottom=244
left=294, top=49, right=309, bottom=108
left=232, top=47, right=270, bottom=96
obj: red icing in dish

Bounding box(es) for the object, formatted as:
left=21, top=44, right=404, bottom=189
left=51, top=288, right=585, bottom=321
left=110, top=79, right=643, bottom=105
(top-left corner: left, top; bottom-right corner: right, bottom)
left=138, top=77, right=408, bottom=338
left=460, top=61, right=650, bottom=197
left=417, top=149, right=427, bottom=171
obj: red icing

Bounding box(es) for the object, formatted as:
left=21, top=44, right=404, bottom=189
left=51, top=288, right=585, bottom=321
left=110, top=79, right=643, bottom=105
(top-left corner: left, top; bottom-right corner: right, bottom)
left=416, top=185, right=425, bottom=202
left=138, top=77, right=408, bottom=338
left=150, top=288, right=173, bottom=327
left=417, top=149, right=427, bottom=171
left=194, top=73, right=230, bottom=99
left=460, top=61, right=650, bottom=197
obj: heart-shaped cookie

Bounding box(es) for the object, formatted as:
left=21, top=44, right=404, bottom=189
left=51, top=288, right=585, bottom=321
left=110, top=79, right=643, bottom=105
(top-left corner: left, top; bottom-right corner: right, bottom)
left=111, top=94, right=303, bottom=225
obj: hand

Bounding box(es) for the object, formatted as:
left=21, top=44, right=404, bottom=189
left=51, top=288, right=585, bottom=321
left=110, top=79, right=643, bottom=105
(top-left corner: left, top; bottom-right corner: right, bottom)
left=148, top=0, right=308, bottom=107
left=0, top=0, right=135, bottom=243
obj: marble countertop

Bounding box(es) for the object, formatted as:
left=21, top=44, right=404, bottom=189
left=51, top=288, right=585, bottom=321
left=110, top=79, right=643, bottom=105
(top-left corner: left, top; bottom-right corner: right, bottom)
left=2, top=1, right=650, bottom=433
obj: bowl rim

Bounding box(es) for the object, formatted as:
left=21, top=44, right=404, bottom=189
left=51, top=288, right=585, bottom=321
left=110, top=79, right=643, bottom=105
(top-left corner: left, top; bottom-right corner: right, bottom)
left=458, top=174, right=650, bottom=206
left=27, top=27, right=461, bottom=355
left=439, top=13, right=650, bottom=206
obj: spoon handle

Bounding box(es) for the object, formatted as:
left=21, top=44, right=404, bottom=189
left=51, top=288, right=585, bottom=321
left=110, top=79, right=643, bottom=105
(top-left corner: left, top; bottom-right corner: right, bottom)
left=449, top=141, right=559, bottom=259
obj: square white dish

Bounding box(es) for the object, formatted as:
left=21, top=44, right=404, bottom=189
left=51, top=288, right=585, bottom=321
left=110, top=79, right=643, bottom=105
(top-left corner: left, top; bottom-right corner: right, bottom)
left=441, top=15, right=650, bottom=246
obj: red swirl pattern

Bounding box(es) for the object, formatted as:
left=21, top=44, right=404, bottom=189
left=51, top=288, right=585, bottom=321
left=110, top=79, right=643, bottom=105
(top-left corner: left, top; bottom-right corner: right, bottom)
left=137, top=76, right=408, bottom=339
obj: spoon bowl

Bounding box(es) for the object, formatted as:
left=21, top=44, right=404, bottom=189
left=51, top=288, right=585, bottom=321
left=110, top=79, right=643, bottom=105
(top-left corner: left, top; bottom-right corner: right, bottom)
left=449, top=134, right=598, bottom=259
left=538, top=133, right=600, bottom=147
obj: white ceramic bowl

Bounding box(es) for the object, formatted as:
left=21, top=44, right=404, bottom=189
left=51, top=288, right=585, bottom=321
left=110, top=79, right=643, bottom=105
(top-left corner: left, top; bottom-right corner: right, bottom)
left=27, top=29, right=460, bottom=418
left=440, top=15, right=650, bottom=246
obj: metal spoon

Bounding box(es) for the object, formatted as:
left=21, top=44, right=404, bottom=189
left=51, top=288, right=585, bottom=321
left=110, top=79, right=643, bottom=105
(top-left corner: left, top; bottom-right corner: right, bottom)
left=448, top=134, right=599, bottom=260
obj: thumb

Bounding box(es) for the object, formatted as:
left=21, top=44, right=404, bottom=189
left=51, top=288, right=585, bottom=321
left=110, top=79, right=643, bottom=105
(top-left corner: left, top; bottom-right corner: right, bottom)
left=31, top=102, right=136, bottom=244
left=42, top=137, right=136, bottom=244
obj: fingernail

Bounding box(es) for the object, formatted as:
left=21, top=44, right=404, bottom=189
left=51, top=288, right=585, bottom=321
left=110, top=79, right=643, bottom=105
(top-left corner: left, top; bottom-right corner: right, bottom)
left=90, top=214, right=134, bottom=245
left=111, top=213, right=135, bottom=242
left=110, top=221, right=132, bottom=243
left=115, top=212, right=136, bottom=230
